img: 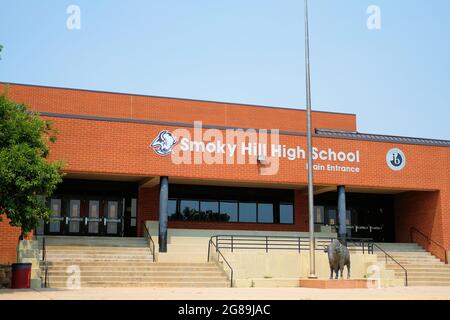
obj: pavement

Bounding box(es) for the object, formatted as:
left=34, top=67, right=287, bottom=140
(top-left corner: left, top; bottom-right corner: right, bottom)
left=1, top=287, right=450, bottom=300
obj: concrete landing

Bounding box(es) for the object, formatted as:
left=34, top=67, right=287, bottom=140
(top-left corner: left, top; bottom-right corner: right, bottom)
left=299, top=279, right=370, bottom=289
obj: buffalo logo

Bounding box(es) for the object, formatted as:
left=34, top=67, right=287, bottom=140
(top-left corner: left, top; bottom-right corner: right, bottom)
left=386, top=148, right=406, bottom=171
left=150, top=130, right=178, bottom=156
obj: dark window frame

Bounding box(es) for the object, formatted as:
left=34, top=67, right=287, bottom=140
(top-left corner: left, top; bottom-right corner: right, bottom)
left=168, top=198, right=295, bottom=225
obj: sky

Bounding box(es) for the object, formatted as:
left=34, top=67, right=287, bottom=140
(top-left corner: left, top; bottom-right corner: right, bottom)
left=0, top=0, right=449, bottom=140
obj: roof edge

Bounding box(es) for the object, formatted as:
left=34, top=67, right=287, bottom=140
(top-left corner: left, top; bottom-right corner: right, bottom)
left=0, top=81, right=357, bottom=117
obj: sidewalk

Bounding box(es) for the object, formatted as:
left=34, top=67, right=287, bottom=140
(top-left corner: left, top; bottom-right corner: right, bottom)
left=1, top=287, right=450, bottom=300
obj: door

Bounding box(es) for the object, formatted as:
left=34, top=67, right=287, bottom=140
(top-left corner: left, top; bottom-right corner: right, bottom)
left=86, top=200, right=101, bottom=235
left=45, top=196, right=124, bottom=236
left=46, top=198, right=64, bottom=234
left=104, top=200, right=122, bottom=236
left=68, top=199, right=82, bottom=234
left=123, top=198, right=137, bottom=237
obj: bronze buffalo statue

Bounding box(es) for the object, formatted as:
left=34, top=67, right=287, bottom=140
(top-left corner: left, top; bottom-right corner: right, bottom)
left=324, top=239, right=351, bottom=279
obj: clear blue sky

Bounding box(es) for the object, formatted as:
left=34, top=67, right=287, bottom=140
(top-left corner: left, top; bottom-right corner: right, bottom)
left=1, top=0, right=449, bottom=140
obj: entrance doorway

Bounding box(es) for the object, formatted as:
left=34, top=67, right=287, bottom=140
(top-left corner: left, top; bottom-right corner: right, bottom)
left=45, top=196, right=124, bottom=236
left=314, top=192, right=395, bottom=242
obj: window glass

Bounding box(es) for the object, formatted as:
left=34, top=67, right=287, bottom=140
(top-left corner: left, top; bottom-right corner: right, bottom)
left=49, top=199, right=61, bottom=233
left=130, top=198, right=137, bottom=227
left=238, top=202, right=257, bottom=223
left=88, top=200, right=100, bottom=234
left=258, top=203, right=273, bottom=223
left=168, top=199, right=179, bottom=220
left=69, top=200, right=81, bottom=233
left=220, top=201, right=238, bottom=222
left=280, top=203, right=294, bottom=224
left=180, top=200, right=200, bottom=221
left=314, top=206, right=324, bottom=224
left=200, top=201, right=219, bottom=221
left=327, top=209, right=337, bottom=225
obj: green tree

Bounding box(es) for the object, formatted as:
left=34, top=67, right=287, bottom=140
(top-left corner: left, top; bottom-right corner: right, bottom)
left=0, top=93, right=64, bottom=239
left=0, top=44, right=3, bottom=60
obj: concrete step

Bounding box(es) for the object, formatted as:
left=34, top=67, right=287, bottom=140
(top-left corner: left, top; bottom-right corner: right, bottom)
left=407, top=280, right=450, bottom=287
left=46, top=253, right=154, bottom=258
left=47, top=275, right=227, bottom=281
left=45, top=257, right=154, bottom=262
left=47, top=281, right=230, bottom=288
left=47, top=270, right=225, bottom=277
left=376, top=255, right=437, bottom=259
left=46, top=247, right=151, bottom=252
left=387, top=265, right=450, bottom=270
left=396, top=273, right=450, bottom=278
left=44, top=266, right=220, bottom=274
left=374, top=251, right=430, bottom=255
left=394, top=270, right=450, bottom=275
left=377, top=259, right=438, bottom=263
left=44, top=236, right=148, bottom=247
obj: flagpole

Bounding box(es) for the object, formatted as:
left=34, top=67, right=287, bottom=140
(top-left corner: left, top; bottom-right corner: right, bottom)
left=304, top=0, right=317, bottom=278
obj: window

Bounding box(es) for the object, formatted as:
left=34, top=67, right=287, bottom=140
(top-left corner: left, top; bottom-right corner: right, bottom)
left=327, top=209, right=337, bottom=225
left=180, top=200, right=200, bottom=221
left=200, top=201, right=219, bottom=221
left=314, top=206, right=324, bottom=224
left=280, top=203, right=294, bottom=224
left=220, top=201, right=238, bottom=222
left=130, top=198, right=137, bottom=227
left=167, top=198, right=294, bottom=225
left=239, top=202, right=257, bottom=223
left=49, top=199, right=61, bottom=233
left=258, top=203, right=273, bottom=223
left=168, top=199, right=179, bottom=220
left=69, top=200, right=81, bottom=233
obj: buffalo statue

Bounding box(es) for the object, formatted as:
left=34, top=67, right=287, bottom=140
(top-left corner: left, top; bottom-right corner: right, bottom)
left=324, top=239, right=351, bottom=279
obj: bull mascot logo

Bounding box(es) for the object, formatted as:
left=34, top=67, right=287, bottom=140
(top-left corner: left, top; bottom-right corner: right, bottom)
left=150, top=130, right=178, bottom=156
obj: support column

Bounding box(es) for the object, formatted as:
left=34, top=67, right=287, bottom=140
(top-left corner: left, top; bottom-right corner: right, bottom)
left=337, top=185, right=347, bottom=245
left=159, top=176, right=169, bottom=252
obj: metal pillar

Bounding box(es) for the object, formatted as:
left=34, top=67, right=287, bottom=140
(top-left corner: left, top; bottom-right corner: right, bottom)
left=337, top=185, right=347, bottom=245
left=159, top=176, right=169, bottom=252
left=304, top=0, right=316, bottom=278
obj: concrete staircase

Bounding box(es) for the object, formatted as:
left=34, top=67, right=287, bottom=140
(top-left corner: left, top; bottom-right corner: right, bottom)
left=41, top=236, right=229, bottom=288
left=374, top=243, right=450, bottom=287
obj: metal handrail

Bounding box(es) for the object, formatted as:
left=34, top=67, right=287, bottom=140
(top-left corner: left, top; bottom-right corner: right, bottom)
left=33, top=228, right=48, bottom=288
left=208, top=236, right=234, bottom=288
left=42, top=237, right=48, bottom=288
left=212, top=234, right=373, bottom=253
left=410, top=227, right=448, bottom=264
left=142, top=222, right=156, bottom=262
left=372, top=243, right=408, bottom=286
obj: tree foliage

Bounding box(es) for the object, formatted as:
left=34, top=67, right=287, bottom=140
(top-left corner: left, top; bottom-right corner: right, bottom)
left=0, top=94, right=64, bottom=237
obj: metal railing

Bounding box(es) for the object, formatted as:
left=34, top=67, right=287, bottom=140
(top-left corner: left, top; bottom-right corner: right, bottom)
left=207, top=237, right=234, bottom=288
left=142, top=222, right=156, bottom=262
left=42, top=236, right=48, bottom=288
left=33, top=228, right=48, bottom=288
left=210, top=234, right=373, bottom=253
left=372, top=243, right=408, bottom=286
left=410, top=227, right=448, bottom=264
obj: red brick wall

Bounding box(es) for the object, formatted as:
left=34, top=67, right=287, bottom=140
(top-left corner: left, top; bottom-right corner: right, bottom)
left=395, top=191, right=447, bottom=261
left=0, top=216, right=21, bottom=264
left=3, top=83, right=357, bottom=133
left=137, top=186, right=159, bottom=236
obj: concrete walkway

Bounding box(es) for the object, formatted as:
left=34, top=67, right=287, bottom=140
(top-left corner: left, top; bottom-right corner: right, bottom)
left=1, top=287, right=450, bottom=300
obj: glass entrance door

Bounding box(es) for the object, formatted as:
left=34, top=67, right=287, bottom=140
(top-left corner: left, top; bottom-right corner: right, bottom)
left=105, top=200, right=122, bottom=236
left=87, top=200, right=101, bottom=235
left=45, top=197, right=123, bottom=236
left=46, top=199, right=64, bottom=234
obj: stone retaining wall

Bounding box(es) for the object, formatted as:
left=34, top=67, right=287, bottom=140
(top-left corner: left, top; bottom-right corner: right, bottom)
left=0, top=265, right=11, bottom=288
